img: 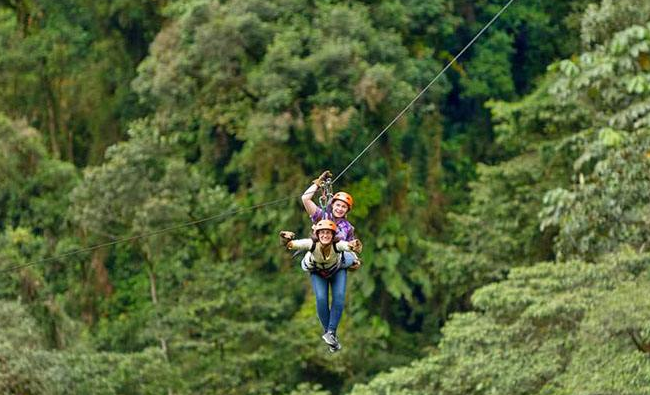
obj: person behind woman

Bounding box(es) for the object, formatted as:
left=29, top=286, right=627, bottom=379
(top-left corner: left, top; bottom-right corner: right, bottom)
left=280, top=220, right=362, bottom=352
left=301, top=170, right=361, bottom=270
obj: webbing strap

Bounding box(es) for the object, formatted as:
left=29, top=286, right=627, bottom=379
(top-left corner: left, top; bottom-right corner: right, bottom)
left=318, top=178, right=334, bottom=218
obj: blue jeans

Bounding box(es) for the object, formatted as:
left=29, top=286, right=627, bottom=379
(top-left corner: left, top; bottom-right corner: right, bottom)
left=310, top=269, right=347, bottom=333
left=341, top=252, right=356, bottom=268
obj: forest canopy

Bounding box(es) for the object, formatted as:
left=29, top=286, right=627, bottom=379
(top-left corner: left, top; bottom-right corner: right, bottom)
left=1, top=0, right=650, bottom=394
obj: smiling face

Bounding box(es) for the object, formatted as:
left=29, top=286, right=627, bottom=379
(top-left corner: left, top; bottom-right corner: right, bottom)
left=317, top=229, right=334, bottom=245
left=331, top=199, right=350, bottom=218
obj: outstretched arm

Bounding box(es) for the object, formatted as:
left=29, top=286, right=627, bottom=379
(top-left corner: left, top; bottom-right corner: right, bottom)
left=287, top=238, right=315, bottom=251
left=336, top=239, right=362, bottom=253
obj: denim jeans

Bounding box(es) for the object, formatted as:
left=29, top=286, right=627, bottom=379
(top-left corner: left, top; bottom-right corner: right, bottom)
left=310, top=269, right=347, bottom=333
left=341, top=251, right=356, bottom=268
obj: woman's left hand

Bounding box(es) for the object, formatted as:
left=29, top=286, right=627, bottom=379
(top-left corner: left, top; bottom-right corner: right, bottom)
left=349, top=239, right=363, bottom=253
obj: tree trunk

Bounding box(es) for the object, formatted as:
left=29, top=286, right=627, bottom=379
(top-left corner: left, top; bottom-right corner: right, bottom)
left=91, top=248, right=113, bottom=296
left=146, top=261, right=170, bottom=361
left=45, top=88, right=61, bottom=159
left=424, top=112, right=445, bottom=232
left=147, top=264, right=158, bottom=305
left=65, top=124, right=74, bottom=164
left=459, top=0, right=476, bottom=24
left=42, top=71, right=63, bottom=160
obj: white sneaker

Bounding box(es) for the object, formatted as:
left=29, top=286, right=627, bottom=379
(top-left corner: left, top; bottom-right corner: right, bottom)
left=322, top=331, right=337, bottom=346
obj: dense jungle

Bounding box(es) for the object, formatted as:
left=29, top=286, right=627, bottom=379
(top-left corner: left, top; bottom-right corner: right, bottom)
left=2, top=0, right=650, bottom=393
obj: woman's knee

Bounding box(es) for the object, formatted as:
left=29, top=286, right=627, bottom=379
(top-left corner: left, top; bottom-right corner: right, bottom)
left=332, top=289, right=346, bottom=304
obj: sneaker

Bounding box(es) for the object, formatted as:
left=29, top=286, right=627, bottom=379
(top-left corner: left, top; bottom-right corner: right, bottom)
left=322, top=331, right=338, bottom=347
left=328, top=341, right=342, bottom=353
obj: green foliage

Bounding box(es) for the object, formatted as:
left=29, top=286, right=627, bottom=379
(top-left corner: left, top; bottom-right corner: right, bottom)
left=461, top=30, right=515, bottom=100
left=0, top=300, right=185, bottom=394
left=448, top=152, right=555, bottom=266
left=70, top=123, right=195, bottom=241
left=2, top=0, right=649, bottom=393
left=351, top=251, right=650, bottom=395
left=0, top=131, right=77, bottom=233
left=352, top=2, right=650, bottom=394
left=133, top=0, right=449, bottom=189
left=532, top=0, right=650, bottom=260
left=0, top=0, right=163, bottom=164
left=543, top=130, right=650, bottom=260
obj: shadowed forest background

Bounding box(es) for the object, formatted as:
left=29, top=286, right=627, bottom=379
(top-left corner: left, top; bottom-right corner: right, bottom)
left=2, top=0, right=650, bottom=393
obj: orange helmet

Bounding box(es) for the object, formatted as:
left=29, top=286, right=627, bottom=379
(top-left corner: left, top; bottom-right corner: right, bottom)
left=312, top=219, right=337, bottom=233
left=332, top=191, right=353, bottom=209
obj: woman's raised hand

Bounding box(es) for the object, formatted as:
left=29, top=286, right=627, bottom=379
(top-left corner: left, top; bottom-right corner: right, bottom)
left=312, top=170, right=333, bottom=187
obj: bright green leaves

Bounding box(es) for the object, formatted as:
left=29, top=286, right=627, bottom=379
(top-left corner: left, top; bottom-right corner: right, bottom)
left=581, top=0, right=650, bottom=49
left=545, top=267, right=650, bottom=394
left=598, top=127, right=624, bottom=147
left=487, top=0, right=650, bottom=262
left=351, top=252, right=650, bottom=395
left=551, top=15, right=650, bottom=133
left=449, top=153, right=552, bottom=266
left=557, top=59, right=580, bottom=77
left=547, top=130, right=650, bottom=260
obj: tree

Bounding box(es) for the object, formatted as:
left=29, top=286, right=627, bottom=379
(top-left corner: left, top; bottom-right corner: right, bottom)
left=0, top=0, right=164, bottom=164
left=0, top=300, right=184, bottom=394
left=349, top=251, right=650, bottom=395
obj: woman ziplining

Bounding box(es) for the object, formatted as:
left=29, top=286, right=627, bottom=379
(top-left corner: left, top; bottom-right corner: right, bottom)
left=280, top=170, right=363, bottom=352
left=302, top=170, right=361, bottom=271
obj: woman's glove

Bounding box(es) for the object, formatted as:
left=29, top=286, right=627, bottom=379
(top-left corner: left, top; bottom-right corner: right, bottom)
left=279, top=231, right=295, bottom=247
left=312, top=170, right=333, bottom=187
left=349, top=239, right=363, bottom=253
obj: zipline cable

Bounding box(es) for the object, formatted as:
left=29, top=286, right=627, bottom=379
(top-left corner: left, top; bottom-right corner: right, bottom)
left=0, top=0, right=515, bottom=275
left=0, top=195, right=298, bottom=274
left=333, top=0, right=516, bottom=183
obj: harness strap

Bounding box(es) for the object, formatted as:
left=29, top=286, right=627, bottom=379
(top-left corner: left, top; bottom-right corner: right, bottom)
left=308, top=243, right=343, bottom=279
left=318, top=178, right=334, bottom=218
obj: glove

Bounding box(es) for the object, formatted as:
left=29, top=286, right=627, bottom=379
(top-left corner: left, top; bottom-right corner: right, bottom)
left=279, top=231, right=295, bottom=240
left=312, top=170, right=333, bottom=187
left=279, top=231, right=295, bottom=246
left=349, top=239, right=363, bottom=253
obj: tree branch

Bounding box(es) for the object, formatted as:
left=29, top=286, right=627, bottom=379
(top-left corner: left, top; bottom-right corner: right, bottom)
left=627, top=329, right=650, bottom=353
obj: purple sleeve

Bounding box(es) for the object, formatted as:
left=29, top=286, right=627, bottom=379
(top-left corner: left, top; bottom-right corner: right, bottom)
left=337, top=220, right=355, bottom=241
left=310, top=207, right=323, bottom=223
